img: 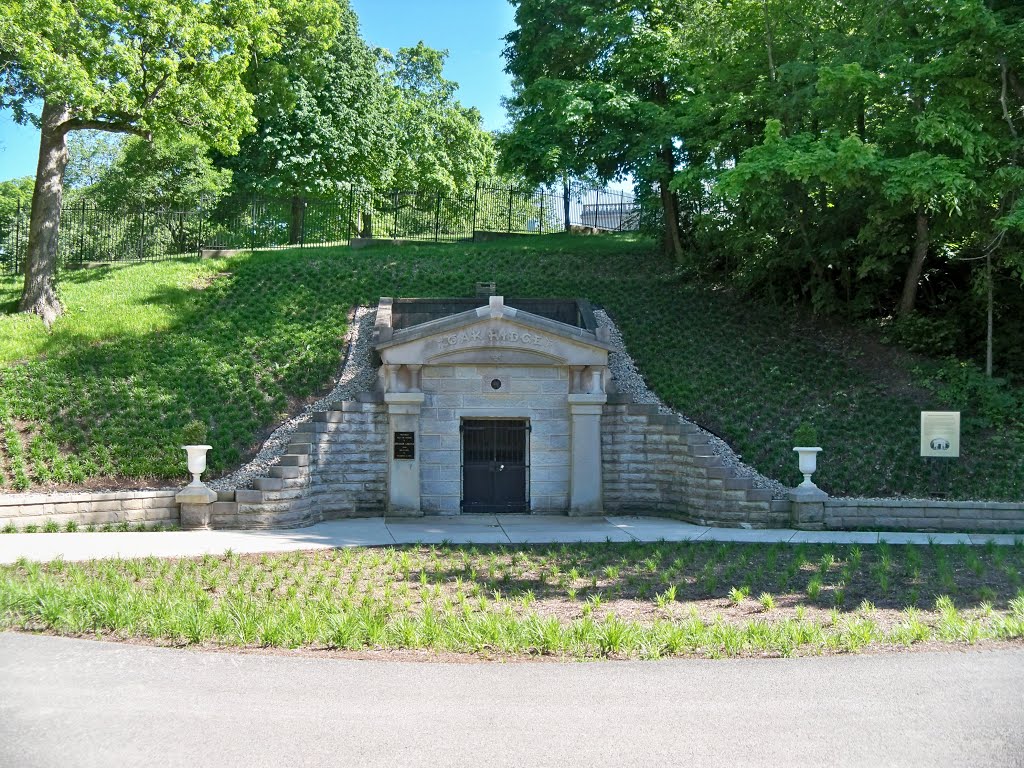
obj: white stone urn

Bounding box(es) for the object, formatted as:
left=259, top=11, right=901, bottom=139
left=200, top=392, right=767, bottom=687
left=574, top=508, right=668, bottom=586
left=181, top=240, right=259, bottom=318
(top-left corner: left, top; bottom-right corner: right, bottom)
left=793, top=447, right=822, bottom=488
left=182, top=445, right=213, bottom=486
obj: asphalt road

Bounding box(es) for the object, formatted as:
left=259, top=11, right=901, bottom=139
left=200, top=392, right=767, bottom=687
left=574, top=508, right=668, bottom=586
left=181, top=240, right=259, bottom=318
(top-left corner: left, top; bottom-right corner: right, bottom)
left=1, top=633, right=1022, bottom=768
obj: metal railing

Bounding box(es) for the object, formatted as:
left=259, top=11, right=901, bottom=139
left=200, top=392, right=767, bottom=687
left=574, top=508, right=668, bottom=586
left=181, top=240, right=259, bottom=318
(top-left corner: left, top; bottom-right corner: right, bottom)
left=0, top=182, right=640, bottom=275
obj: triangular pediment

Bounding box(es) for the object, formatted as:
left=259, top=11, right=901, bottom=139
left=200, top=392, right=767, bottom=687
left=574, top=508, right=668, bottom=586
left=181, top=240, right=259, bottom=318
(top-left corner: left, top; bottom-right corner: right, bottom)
left=375, top=299, right=611, bottom=367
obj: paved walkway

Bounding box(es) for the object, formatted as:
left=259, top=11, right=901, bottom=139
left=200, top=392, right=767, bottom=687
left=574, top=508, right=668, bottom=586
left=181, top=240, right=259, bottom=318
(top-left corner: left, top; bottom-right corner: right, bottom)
left=1, top=515, right=1021, bottom=564
left=3, top=633, right=1023, bottom=767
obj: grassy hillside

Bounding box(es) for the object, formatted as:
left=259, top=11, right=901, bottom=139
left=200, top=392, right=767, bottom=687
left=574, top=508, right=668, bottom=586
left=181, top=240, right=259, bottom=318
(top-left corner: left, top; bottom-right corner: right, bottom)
left=0, top=234, right=1021, bottom=500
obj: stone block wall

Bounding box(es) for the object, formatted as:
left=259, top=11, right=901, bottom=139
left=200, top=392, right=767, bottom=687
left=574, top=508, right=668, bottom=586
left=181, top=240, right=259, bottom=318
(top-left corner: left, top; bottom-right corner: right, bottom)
left=207, top=401, right=389, bottom=528
left=819, top=498, right=1024, bottom=533
left=601, top=402, right=788, bottom=527
left=418, top=365, right=571, bottom=514
left=0, top=490, right=179, bottom=530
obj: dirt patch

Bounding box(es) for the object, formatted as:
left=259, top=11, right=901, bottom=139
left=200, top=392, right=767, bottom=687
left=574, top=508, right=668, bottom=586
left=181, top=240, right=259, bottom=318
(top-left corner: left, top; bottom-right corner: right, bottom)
left=189, top=272, right=232, bottom=291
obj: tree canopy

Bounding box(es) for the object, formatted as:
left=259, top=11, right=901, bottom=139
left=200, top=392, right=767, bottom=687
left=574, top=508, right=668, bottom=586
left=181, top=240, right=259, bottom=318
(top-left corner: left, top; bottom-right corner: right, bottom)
left=501, top=0, right=1024, bottom=372
left=0, top=0, right=337, bottom=323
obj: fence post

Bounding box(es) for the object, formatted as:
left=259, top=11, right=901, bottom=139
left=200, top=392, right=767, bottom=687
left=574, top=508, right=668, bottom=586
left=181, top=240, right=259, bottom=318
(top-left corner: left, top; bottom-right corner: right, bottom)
left=78, top=198, right=86, bottom=265
left=250, top=195, right=256, bottom=252
left=471, top=180, right=479, bottom=240
left=300, top=198, right=306, bottom=249
left=434, top=191, right=442, bottom=242
left=347, top=185, right=355, bottom=243
left=594, top=189, right=600, bottom=229
left=138, top=207, right=145, bottom=262
left=197, top=195, right=204, bottom=257
left=538, top=189, right=543, bottom=235
left=507, top=184, right=514, bottom=233
left=14, top=198, right=22, bottom=274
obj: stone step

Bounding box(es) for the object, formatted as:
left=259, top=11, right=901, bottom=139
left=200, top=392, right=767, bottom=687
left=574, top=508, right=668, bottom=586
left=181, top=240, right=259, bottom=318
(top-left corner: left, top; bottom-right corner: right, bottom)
left=703, top=466, right=733, bottom=479
left=278, top=454, right=309, bottom=467
left=255, top=488, right=306, bottom=502
left=235, top=500, right=294, bottom=516
left=218, top=508, right=315, bottom=529
left=687, top=454, right=724, bottom=470
left=270, top=465, right=305, bottom=480
left=625, top=404, right=660, bottom=417
left=286, top=442, right=313, bottom=455
left=253, top=477, right=284, bottom=492
left=683, top=432, right=712, bottom=446
left=723, top=477, right=755, bottom=491
left=647, top=414, right=678, bottom=427
left=744, top=489, right=774, bottom=503
left=209, top=501, right=238, bottom=515
left=688, top=443, right=717, bottom=458
left=313, top=412, right=345, bottom=423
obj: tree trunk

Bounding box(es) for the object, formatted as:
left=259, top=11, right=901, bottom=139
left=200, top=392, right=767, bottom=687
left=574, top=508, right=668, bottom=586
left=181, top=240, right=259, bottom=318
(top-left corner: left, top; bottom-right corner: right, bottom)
left=898, top=208, right=929, bottom=316
left=562, top=175, right=571, bottom=232
left=986, top=250, right=993, bottom=378
left=659, top=146, right=684, bottom=262
left=19, top=100, right=70, bottom=327
left=288, top=195, right=305, bottom=245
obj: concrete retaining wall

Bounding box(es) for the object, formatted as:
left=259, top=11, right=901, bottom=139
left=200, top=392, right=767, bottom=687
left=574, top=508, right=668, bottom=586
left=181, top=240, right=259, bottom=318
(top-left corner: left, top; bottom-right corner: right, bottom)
left=0, top=490, right=179, bottom=530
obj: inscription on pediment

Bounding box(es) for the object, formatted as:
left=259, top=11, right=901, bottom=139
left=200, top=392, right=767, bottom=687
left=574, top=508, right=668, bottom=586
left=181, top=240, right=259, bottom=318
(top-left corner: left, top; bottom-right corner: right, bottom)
left=436, top=324, right=552, bottom=352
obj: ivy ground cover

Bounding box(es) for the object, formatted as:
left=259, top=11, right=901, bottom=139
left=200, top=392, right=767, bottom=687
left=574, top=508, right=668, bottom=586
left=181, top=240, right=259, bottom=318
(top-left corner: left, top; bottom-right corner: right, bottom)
left=0, top=234, right=1020, bottom=499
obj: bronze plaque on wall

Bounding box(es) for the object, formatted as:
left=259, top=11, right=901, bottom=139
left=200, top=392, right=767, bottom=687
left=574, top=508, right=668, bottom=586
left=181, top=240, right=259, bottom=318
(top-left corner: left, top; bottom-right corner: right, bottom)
left=393, top=432, right=415, bottom=460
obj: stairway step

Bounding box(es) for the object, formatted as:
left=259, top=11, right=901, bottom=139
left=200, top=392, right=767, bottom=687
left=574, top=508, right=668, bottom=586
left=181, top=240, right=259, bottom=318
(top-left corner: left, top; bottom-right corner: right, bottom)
left=278, top=454, right=309, bottom=467
left=254, top=477, right=284, bottom=491
left=270, top=465, right=304, bottom=479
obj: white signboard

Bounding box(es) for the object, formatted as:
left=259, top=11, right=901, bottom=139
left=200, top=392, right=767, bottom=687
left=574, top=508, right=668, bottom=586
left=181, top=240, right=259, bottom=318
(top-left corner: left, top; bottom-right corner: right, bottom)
left=920, top=411, right=960, bottom=458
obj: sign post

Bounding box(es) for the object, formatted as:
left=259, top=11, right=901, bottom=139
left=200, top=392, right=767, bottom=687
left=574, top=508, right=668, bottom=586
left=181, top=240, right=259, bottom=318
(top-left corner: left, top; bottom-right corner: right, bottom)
left=920, top=411, right=960, bottom=498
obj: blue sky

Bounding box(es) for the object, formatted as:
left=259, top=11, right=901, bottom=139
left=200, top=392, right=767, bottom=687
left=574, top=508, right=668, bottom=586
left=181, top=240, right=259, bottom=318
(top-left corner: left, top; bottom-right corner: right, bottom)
left=0, top=0, right=517, bottom=181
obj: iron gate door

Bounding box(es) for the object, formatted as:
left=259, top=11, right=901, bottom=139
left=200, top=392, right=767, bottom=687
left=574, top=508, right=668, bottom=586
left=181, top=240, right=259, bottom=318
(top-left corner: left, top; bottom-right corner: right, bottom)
left=461, top=420, right=529, bottom=513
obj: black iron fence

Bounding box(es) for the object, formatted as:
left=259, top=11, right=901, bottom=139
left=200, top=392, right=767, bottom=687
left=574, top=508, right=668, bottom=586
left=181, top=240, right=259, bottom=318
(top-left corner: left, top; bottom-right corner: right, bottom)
left=0, top=182, right=639, bottom=275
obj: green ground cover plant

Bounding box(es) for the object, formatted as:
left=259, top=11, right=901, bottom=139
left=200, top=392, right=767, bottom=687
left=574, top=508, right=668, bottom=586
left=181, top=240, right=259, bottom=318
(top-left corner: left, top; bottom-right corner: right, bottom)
left=0, top=521, right=178, bottom=534
left=0, top=234, right=1021, bottom=498
left=2, top=542, right=1022, bottom=659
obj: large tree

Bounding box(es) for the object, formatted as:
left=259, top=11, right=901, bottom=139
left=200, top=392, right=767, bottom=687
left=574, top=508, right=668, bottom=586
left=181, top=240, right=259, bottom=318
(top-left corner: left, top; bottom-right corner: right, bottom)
left=502, top=0, right=690, bottom=259
left=222, top=0, right=394, bottom=207
left=386, top=43, right=496, bottom=194
left=0, top=0, right=335, bottom=325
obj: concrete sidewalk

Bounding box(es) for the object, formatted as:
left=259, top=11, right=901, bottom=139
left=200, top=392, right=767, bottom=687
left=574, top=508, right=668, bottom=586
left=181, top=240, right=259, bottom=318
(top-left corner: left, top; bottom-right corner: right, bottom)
left=1, top=515, right=1021, bottom=564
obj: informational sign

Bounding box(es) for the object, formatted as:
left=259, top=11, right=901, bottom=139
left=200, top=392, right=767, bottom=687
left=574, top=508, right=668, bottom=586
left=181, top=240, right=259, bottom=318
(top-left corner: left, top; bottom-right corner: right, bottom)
left=393, top=431, right=415, bottom=460
left=920, top=412, right=960, bottom=458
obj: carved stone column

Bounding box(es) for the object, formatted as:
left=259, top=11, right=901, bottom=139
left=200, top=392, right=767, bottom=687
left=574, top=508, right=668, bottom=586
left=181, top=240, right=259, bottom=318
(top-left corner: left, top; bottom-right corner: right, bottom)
left=567, top=393, right=607, bottom=516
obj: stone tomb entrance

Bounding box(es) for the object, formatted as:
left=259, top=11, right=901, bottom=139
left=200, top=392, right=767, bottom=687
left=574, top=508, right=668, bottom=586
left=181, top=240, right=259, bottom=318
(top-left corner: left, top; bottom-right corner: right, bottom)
left=462, top=418, right=529, bottom=513
left=373, top=295, right=613, bottom=516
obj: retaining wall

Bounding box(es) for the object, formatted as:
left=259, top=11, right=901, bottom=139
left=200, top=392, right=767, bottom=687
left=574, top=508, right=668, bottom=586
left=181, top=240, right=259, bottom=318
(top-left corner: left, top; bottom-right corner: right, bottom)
left=0, top=490, right=179, bottom=530
left=817, top=498, right=1024, bottom=533
left=601, top=401, right=789, bottom=527
left=206, top=400, right=389, bottom=529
